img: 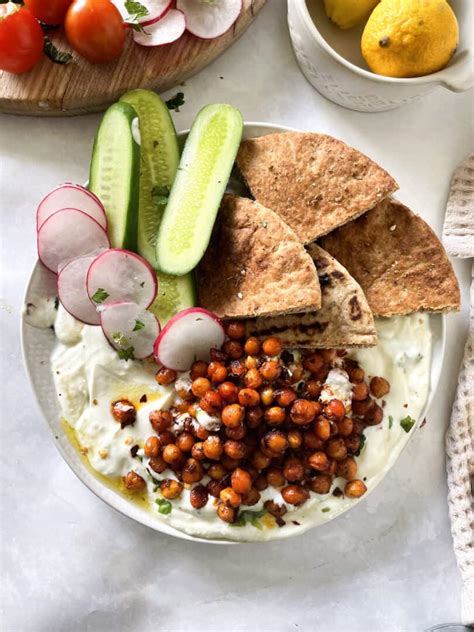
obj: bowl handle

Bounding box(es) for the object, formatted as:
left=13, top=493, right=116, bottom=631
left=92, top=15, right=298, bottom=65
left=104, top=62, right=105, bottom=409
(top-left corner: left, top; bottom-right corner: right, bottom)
left=440, top=55, right=474, bottom=93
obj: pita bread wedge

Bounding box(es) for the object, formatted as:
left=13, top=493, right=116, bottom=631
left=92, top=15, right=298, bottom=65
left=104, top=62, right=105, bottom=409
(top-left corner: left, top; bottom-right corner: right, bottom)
left=236, top=132, right=398, bottom=244
left=198, top=195, right=321, bottom=319
left=320, top=199, right=461, bottom=316
left=244, top=244, right=377, bottom=348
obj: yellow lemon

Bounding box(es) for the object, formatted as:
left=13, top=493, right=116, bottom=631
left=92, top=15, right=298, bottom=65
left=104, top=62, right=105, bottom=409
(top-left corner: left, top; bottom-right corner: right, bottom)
left=361, top=0, right=459, bottom=77
left=324, top=0, right=380, bottom=29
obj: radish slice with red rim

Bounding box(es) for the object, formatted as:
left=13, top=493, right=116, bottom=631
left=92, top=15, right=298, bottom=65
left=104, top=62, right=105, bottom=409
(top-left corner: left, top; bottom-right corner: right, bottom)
left=86, top=249, right=157, bottom=310
left=133, top=9, right=186, bottom=46
left=37, top=209, right=110, bottom=274
left=100, top=301, right=160, bottom=360
left=58, top=255, right=102, bottom=325
left=177, top=0, right=241, bottom=39
left=37, top=184, right=107, bottom=231
left=154, top=307, right=225, bottom=371
left=111, top=0, right=173, bottom=25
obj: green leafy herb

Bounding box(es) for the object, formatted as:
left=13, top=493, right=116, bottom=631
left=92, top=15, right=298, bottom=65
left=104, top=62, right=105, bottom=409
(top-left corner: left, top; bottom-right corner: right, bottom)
left=133, top=320, right=145, bottom=331
left=43, top=37, right=73, bottom=64
left=151, top=185, right=170, bottom=207
left=91, top=288, right=109, bottom=304
left=321, top=507, right=331, bottom=513
left=354, top=433, right=366, bottom=457
left=125, top=0, right=149, bottom=17
left=155, top=498, right=172, bottom=515
left=230, top=510, right=267, bottom=529
left=400, top=415, right=416, bottom=433
left=165, top=92, right=185, bottom=111
left=117, top=346, right=135, bottom=361
left=388, top=415, right=393, bottom=429
left=54, top=297, right=59, bottom=310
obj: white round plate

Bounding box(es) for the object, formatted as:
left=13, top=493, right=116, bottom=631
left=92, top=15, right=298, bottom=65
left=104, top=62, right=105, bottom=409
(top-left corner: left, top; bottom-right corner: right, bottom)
left=21, top=123, right=446, bottom=544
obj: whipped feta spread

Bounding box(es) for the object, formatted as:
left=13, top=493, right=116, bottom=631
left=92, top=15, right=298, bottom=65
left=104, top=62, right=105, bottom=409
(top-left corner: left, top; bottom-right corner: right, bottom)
left=50, top=304, right=432, bottom=542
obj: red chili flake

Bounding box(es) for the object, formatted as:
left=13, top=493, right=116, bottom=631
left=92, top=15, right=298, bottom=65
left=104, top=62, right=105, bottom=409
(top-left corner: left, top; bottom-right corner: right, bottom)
left=130, top=444, right=139, bottom=458
left=140, top=394, right=147, bottom=403
left=276, top=516, right=286, bottom=527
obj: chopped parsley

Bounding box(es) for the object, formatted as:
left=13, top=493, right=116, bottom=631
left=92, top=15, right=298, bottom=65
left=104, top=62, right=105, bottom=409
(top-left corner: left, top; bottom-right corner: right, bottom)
left=117, top=347, right=135, bottom=361
left=43, top=37, right=72, bottom=64
left=133, top=319, right=145, bottom=331
left=400, top=416, right=416, bottom=433
left=230, top=509, right=267, bottom=529
left=91, top=288, right=109, bottom=304
left=165, top=92, right=185, bottom=111
left=354, top=433, right=366, bottom=457
left=388, top=415, right=393, bottom=429
left=321, top=507, right=331, bottom=513
left=155, top=498, right=172, bottom=515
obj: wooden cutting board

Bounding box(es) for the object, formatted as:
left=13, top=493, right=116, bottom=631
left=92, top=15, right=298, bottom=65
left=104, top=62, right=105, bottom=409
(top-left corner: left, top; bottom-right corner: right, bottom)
left=0, top=0, right=266, bottom=117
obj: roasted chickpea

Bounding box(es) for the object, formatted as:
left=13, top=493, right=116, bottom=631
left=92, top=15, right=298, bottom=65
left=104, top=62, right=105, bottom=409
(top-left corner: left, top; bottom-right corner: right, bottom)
left=262, top=336, right=282, bottom=357
left=303, top=353, right=324, bottom=374
left=263, top=430, right=288, bottom=454
left=324, top=399, right=346, bottom=422
left=210, top=348, right=228, bottom=364
left=335, top=456, right=358, bottom=480
left=149, top=454, right=167, bottom=474
left=144, top=435, right=160, bottom=458
left=352, top=382, right=369, bottom=402
left=252, top=449, right=271, bottom=470
left=124, top=470, right=146, bottom=491
left=314, top=416, right=331, bottom=441
left=228, top=359, right=246, bottom=379
left=162, top=444, right=183, bottom=466
left=157, top=430, right=175, bottom=447
left=199, top=390, right=222, bottom=414
left=190, top=360, right=208, bottom=380
left=290, top=399, right=317, bottom=425
left=321, top=349, right=337, bottom=363
left=182, top=458, right=204, bottom=484
left=226, top=321, right=246, bottom=340
left=307, top=473, right=333, bottom=494
left=364, top=403, right=383, bottom=426
left=284, top=457, right=305, bottom=482
left=304, top=431, right=324, bottom=450
left=281, top=484, right=310, bottom=506
left=264, top=499, right=287, bottom=517
left=326, top=438, right=347, bottom=461
left=221, top=403, right=245, bottom=428
left=191, top=442, right=206, bottom=461
left=264, top=406, right=286, bottom=426
left=220, top=486, right=242, bottom=507
left=266, top=467, right=286, bottom=488
left=207, top=362, right=228, bottom=384
left=241, top=487, right=261, bottom=506
left=218, top=381, right=239, bottom=403
left=203, top=436, right=223, bottom=460
left=369, top=377, right=390, bottom=398
left=221, top=455, right=241, bottom=470
left=308, top=451, right=330, bottom=471
left=336, top=416, right=353, bottom=438
left=217, top=502, right=236, bottom=523
left=259, top=360, right=281, bottom=382
left=345, top=479, right=367, bottom=498
left=244, top=337, right=261, bottom=356
left=111, top=399, right=136, bottom=428
left=194, top=425, right=210, bottom=441
left=244, top=368, right=263, bottom=389
left=191, top=377, right=211, bottom=398
left=160, top=479, right=183, bottom=499
left=177, top=432, right=194, bottom=452
left=238, top=388, right=260, bottom=407
left=274, top=387, right=297, bottom=408
left=246, top=406, right=264, bottom=428
left=149, top=409, right=172, bottom=433
left=207, top=463, right=227, bottom=480
left=352, top=418, right=366, bottom=435
left=155, top=367, right=177, bottom=385
left=301, top=380, right=322, bottom=400
left=352, top=398, right=374, bottom=417
left=190, top=484, right=208, bottom=509
left=345, top=362, right=365, bottom=383
left=223, top=440, right=247, bottom=460
left=225, top=424, right=247, bottom=440
left=245, top=356, right=257, bottom=370
left=260, top=386, right=274, bottom=407
left=224, top=340, right=244, bottom=360
left=231, top=468, right=252, bottom=494
left=289, top=363, right=305, bottom=384
left=207, top=479, right=225, bottom=498
left=188, top=403, right=199, bottom=418
left=344, top=434, right=361, bottom=454
left=254, top=474, right=268, bottom=491
left=287, top=429, right=303, bottom=449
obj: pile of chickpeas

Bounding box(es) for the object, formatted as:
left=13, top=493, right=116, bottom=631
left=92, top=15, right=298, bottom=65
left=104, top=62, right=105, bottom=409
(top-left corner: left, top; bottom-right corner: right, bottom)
left=120, top=322, right=390, bottom=525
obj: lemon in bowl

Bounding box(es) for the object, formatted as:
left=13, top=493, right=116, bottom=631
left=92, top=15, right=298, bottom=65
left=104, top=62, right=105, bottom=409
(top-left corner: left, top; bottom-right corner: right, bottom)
left=361, top=0, right=459, bottom=78
left=324, top=0, right=380, bottom=30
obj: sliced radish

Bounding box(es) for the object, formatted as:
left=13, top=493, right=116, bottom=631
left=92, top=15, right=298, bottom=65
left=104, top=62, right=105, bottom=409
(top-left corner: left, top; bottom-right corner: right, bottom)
left=111, top=0, right=173, bottom=25
left=86, top=249, right=157, bottom=310
left=101, top=301, right=160, bottom=360
left=58, top=255, right=102, bottom=325
left=154, top=307, right=225, bottom=371
left=133, top=9, right=186, bottom=46
left=177, top=0, right=241, bottom=39
left=37, top=184, right=107, bottom=231
left=37, top=209, right=110, bottom=274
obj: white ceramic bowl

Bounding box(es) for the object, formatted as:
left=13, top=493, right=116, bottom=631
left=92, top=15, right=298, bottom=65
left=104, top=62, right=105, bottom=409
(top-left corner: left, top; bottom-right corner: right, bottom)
left=22, top=122, right=446, bottom=543
left=288, top=0, right=474, bottom=112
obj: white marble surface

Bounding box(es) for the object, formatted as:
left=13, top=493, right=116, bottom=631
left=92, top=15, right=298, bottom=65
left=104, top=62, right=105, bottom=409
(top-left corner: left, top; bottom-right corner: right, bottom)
left=0, top=3, right=472, bottom=631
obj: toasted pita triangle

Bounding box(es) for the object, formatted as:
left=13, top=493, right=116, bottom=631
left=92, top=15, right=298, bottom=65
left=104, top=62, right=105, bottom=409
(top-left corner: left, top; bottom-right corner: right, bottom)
left=244, top=244, right=377, bottom=348
left=320, top=199, right=461, bottom=316
left=198, top=196, right=321, bottom=319
left=237, top=132, right=398, bottom=244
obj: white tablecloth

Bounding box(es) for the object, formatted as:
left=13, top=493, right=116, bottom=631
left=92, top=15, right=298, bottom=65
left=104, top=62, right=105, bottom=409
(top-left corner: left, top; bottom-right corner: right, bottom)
left=0, top=3, right=472, bottom=631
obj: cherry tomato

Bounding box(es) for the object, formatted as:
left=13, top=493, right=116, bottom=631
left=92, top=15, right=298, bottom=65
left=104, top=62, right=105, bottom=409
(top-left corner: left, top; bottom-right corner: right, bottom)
left=65, top=0, right=125, bottom=64
left=23, top=0, right=74, bottom=25
left=0, top=3, right=44, bottom=74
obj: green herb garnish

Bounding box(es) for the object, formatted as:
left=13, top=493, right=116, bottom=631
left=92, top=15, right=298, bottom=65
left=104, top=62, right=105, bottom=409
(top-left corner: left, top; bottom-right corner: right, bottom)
left=133, top=320, right=145, bottom=331
left=321, top=507, right=331, bottom=513
left=230, top=510, right=267, bottom=529
left=165, top=92, right=185, bottom=111
left=91, top=288, right=109, bottom=304
left=388, top=415, right=393, bottom=429
left=43, top=37, right=73, bottom=64
left=117, top=347, right=135, bottom=361
left=354, top=433, right=366, bottom=457
left=400, top=416, right=416, bottom=433
left=155, top=498, right=172, bottom=515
